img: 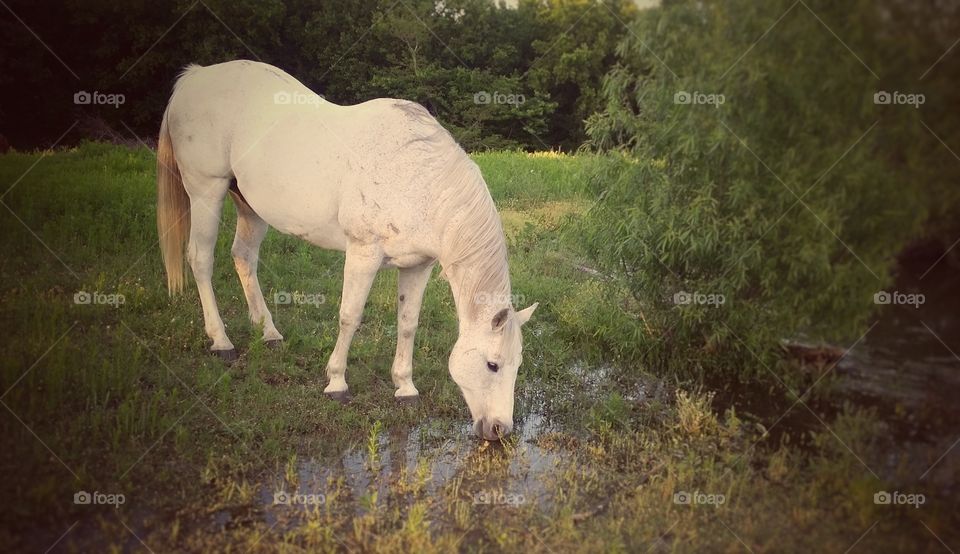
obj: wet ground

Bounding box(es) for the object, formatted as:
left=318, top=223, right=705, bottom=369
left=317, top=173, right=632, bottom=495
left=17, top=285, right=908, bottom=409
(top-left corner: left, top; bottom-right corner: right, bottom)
left=248, top=413, right=566, bottom=531
left=205, top=257, right=960, bottom=539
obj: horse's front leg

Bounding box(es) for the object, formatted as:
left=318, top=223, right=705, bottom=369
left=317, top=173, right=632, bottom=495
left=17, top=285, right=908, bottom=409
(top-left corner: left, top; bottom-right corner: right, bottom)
left=324, top=242, right=382, bottom=400
left=392, top=261, right=434, bottom=400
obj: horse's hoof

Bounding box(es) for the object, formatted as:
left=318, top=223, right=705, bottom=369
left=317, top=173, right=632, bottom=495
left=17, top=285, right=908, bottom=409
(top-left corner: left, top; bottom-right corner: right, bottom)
left=213, top=348, right=238, bottom=363
left=324, top=390, right=351, bottom=404
left=265, top=339, right=283, bottom=350
left=396, top=395, right=420, bottom=406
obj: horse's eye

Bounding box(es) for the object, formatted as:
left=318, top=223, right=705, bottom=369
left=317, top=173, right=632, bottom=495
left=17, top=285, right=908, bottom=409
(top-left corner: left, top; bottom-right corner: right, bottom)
left=486, top=361, right=499, bottom=372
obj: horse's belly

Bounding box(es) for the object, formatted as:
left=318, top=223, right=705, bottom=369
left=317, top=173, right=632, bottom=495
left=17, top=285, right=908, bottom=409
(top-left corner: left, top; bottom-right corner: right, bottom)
left=277, top=218, right=349, bottom=251
left=232, top=136, right=352, bottom=251
left=265, top=209, right=348, bottom=251
left=239, top=180, right=349, bottom=251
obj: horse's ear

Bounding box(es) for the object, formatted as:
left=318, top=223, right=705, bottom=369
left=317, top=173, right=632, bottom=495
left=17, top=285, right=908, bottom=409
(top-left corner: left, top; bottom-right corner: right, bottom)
left=516, top=302, right=539, bottom=326
left=491, top=308, right=510, bottom=331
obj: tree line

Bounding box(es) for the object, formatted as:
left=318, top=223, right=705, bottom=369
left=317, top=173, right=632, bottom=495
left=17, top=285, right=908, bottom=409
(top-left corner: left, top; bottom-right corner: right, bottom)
left=0, top=0, right=637, bottom=151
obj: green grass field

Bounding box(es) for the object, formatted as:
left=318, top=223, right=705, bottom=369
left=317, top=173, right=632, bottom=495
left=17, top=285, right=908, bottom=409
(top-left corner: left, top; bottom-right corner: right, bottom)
left=0, top=143, right=951, bottom=552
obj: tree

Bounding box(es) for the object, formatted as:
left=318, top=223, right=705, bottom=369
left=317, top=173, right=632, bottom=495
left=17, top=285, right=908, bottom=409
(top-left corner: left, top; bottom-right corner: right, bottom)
left=524, top=0, right=637, bottom=149
left=580, top=0, right=938, bottom=376
left=0, top=0, right=637, bottom=151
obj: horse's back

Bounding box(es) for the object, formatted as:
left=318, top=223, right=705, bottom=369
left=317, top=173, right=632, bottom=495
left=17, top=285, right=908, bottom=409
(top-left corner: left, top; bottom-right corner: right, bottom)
left=166, top=59, right=458, bottom=193
left=164, top=61, right=470, bottom=259
left=237, top=97, right=459, bottom=255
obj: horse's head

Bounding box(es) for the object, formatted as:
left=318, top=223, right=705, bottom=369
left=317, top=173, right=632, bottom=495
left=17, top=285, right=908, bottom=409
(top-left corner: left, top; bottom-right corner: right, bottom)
left=448, top=303, right=538, bottom=441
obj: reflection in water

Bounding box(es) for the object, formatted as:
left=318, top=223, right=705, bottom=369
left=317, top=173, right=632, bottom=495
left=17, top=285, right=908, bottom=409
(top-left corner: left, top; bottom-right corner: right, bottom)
left=259, top=409, right=565, bottom=527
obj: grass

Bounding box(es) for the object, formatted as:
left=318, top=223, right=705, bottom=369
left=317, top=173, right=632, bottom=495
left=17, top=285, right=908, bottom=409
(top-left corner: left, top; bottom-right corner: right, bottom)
left=0, top=143, right=954, bottom=552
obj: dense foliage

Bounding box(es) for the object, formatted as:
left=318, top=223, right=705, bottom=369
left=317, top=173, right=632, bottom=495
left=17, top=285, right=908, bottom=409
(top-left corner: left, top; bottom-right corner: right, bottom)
left=0, top=0, right=636, bottom=151
left=579, top=0, right=959, bottom=374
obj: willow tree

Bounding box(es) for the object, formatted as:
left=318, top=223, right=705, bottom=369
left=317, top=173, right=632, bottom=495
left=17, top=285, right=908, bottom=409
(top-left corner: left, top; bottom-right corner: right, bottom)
left=579, top=0, right=939, bottom=376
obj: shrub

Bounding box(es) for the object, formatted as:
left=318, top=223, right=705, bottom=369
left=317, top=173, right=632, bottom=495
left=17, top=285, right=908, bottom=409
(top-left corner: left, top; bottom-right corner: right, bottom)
left=579, top=0, right=933, bottom=377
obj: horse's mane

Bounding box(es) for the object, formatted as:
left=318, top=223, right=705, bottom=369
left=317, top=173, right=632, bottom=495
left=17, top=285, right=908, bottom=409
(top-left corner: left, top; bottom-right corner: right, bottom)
left=436, top=154, right=512, bottom=321
left=394, top=101, right=511, bottom=322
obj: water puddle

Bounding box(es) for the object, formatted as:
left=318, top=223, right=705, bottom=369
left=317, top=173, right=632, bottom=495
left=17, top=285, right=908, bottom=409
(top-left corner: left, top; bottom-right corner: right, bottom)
left=235, top=405, right=567, bottom=531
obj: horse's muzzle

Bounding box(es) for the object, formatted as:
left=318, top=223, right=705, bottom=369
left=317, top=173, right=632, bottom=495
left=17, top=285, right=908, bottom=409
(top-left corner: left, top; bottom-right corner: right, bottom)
left=475, top=418, right=513, bottom=441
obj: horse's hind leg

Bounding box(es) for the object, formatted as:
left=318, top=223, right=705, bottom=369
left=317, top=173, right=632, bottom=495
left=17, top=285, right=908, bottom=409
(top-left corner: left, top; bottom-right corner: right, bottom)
left=230, top=190, right=283, bottom=345
left=183, top=174, right=236, bottom=360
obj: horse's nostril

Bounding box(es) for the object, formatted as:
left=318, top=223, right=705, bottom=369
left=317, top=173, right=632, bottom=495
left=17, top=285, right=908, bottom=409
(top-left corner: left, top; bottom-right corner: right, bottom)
left=476, top=418, right=513, bottom=441
left=484, top=419, right=512, bottom=441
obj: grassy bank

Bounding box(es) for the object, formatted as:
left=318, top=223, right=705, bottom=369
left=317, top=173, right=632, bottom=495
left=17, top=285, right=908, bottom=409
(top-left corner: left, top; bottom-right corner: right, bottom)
left=0, top=144, right=953, bottom=552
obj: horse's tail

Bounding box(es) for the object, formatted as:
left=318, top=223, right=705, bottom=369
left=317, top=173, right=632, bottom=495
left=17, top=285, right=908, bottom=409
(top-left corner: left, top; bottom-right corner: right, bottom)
left=157, top=110, right=190, bottom=295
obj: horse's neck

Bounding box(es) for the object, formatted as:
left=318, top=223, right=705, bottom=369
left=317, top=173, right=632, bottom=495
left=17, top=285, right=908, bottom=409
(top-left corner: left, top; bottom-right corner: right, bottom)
left=434, top=193, right=511, bottom=328
left=441, top=261, right=511, bottom=330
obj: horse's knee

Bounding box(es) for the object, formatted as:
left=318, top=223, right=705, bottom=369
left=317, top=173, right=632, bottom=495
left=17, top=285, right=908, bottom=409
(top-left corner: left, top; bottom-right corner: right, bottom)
left=339, top=314, right=361, bottom=331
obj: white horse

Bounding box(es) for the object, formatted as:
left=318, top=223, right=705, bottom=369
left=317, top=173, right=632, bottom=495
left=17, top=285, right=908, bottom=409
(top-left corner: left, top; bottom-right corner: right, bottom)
left=157, top=60, right=536, bottom=440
